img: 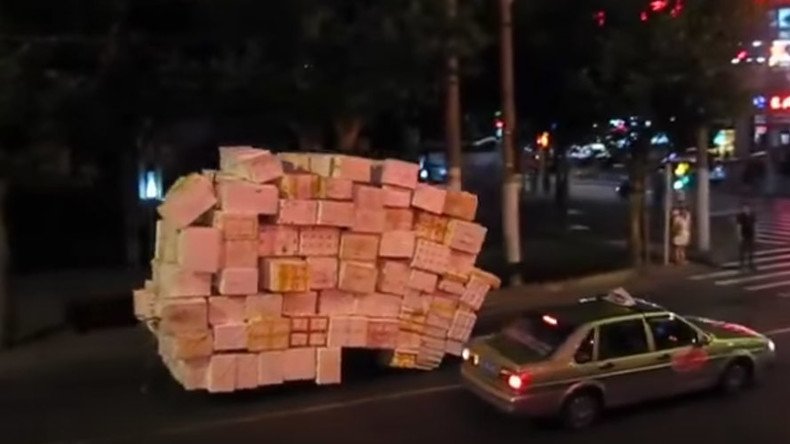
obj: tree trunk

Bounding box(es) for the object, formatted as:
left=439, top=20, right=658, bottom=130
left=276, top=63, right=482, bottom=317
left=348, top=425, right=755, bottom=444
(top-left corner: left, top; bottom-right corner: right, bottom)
left=498, top=0, right=522, bottom=286
left=444, top=0, right=463, bottom=191
left=334, top=117, right=364, bottom=153
left=0, top=179, right=13, bottom=348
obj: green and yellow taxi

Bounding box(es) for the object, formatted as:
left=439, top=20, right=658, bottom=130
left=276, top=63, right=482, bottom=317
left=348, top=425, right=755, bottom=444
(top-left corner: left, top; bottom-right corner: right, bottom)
left=461, top=289, right=776, bottom=429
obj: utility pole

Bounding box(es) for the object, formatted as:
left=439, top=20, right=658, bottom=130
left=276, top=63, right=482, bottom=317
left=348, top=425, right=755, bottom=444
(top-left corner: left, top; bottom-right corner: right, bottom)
left=696, top=126, right=710, bottom=254
left=445, top=0, right=463, bottom=192
left=499, top=0, right=523, bottom=286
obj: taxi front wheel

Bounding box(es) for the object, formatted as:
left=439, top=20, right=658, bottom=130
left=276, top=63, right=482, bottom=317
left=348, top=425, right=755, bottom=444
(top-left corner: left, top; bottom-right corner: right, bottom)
left=561, top=391, right=602, bottom=430
left=719, top=360, right=752, bottom=394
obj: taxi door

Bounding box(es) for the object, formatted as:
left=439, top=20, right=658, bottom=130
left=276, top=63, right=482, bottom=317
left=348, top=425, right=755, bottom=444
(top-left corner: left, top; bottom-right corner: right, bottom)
left=591, top=317, right=671, bottom=406
left=644, top=314, right=713, bottom=396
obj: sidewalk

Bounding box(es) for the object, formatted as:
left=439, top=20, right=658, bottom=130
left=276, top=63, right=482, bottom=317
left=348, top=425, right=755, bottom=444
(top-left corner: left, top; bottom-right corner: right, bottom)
left=0, top=266, right=697, bottom=444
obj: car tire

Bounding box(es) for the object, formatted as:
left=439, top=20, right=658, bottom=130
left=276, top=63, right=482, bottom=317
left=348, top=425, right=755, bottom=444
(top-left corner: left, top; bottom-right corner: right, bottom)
left=561, top=391, right=602, bottom=430
left=719, top=360, right=751, bottom=394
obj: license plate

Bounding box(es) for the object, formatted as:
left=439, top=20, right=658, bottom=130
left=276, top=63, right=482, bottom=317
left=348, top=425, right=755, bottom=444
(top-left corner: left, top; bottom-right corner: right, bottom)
left=480, top=360, right=499, bottom=376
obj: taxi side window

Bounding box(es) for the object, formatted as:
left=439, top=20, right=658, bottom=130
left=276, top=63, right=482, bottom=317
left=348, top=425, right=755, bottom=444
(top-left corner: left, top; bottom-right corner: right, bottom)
left=598, top=319, right=648, bottom=360
left=647, top=315, right=698, bottom=350
left=574, top=330, right=595, bottom=364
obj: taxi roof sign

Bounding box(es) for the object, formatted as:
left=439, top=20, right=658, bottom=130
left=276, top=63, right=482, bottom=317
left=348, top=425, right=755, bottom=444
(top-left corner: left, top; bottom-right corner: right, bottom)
left=603, top=287, right=637, bottom=307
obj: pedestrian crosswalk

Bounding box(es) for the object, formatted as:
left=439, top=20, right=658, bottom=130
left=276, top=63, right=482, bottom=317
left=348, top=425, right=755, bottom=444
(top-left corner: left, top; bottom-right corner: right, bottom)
left=689, top=218, right=790, bottom=293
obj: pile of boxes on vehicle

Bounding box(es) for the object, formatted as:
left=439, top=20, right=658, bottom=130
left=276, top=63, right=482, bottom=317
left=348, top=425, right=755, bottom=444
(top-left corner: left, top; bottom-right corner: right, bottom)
left=132, top=147, right=500, bottom=392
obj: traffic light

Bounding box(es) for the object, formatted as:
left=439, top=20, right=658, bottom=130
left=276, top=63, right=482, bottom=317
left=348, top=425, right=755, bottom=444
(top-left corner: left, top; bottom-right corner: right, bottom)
left=494, top=111, right=504, bottom=139
left=536, top=131, right=550, bottom=150
left=673, top=161, right=691, bottom=190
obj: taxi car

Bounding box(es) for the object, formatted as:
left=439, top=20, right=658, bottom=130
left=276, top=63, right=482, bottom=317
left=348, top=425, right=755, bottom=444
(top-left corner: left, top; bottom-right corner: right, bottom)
left=460, top=289, right=776, bottom=429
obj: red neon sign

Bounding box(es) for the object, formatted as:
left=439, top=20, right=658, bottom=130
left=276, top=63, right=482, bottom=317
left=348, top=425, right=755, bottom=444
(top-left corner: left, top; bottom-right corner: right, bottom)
left=769, top=95, right=790, bottom=110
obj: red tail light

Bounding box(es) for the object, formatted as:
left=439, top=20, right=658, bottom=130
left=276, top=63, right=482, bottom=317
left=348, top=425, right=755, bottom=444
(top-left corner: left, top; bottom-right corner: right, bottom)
left=504, top=371, right=531, bottom=392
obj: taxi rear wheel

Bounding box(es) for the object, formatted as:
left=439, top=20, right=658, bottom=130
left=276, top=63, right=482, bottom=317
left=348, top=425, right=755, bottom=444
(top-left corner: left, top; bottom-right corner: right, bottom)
left=561, top=391, right=602, bottom=430
left=719, top=360, right=752, bottom=394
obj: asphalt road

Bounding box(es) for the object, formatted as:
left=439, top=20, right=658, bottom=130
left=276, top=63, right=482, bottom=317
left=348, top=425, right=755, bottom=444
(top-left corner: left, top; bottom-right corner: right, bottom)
left=66, top=270, right=790, bottom=444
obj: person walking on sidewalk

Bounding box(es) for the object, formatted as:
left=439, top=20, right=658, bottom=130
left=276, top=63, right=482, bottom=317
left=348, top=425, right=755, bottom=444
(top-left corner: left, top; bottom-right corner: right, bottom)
left=672, top=207, right=691, bottom=265
left=736, top=204, right=757, bottom=270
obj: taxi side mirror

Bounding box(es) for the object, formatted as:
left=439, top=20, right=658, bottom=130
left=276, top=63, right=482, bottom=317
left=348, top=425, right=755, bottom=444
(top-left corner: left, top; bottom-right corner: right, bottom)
left=695, top=333, right=712, bottom=347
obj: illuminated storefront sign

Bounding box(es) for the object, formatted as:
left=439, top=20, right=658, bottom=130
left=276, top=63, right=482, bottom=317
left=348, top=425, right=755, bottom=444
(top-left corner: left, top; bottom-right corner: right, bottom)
left=769, top=40, right=790, bottom=67
left=769, top=94, right=790, bottom=110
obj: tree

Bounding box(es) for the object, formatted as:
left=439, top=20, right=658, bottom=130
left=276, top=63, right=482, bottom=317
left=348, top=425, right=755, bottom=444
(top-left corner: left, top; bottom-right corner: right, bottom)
left=583, top=0, right=765, bottom=265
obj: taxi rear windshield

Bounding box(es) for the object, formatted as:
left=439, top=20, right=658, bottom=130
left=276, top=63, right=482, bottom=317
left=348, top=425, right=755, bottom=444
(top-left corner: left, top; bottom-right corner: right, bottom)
left=500, top=313, right=577, bottom=358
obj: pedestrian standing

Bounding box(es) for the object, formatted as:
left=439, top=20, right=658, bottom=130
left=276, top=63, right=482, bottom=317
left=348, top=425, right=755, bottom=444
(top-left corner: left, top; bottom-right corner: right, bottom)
left=672, top=207, right=691, bottom=265
left=736, top=204, right=756, bottom=270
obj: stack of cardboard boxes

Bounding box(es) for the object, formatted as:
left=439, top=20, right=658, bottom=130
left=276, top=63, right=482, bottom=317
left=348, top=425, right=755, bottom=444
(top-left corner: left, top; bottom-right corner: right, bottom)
left=133, top=147, right=500, bottom=392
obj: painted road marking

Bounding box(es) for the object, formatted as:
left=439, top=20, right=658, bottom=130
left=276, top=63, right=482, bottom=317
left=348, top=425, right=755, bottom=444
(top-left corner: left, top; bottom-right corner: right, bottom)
left=569, top=224, right=590, bottom=231
left=756, top=233, right=790, bottom=242
left=757, top=238, right=786, bottom=246
left=746, top=280, right=790, bottom=292
left=716, top=269, right=790, bottom=286
left=719, top=253, right=790, bottom=268
left=690, top=261, right=790, bottom=281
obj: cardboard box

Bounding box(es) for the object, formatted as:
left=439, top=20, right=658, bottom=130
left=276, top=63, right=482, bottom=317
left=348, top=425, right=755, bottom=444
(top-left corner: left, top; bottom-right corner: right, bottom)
left=414, top=211, right=449, bottom=243
left=158, top=263, right=212, bottom=298
left=448, top=309, right=477, bottom=342
left=160, top=332, right=213, bottom=359
left=429, top=294, right=460, bottom=319
left=177, top=227, right=221, bottom=273
left=382, top=185, right=412, bottom=208
left=213, top=323, right=247, bottom=351
left=339, top=233, right=380, bottom=261
left=277, top=152, right=311, bottom=173
left=207, top=354, right=236, bottom=393
left=407, top=269, right=438, bottom=293
left=411, top=183, right=446, bottom=215
left=279, top=174, right=319, bottom=199
left=258, top=225, right=299, bottom=257
left=157, top=173, right=217, bottom=229
left=213, top=212, right=259, bottom=241
left=308, top=332, right=328, bottom=347
left=290, top=316, right=310, bottom=332
left=384, top=208, right=414, bottom=231
left=133, top=288, right=155, bottom=320
left=443, top=220, right=487, bottom=254
left=401, top=289, right=429, bottom=312
left=396, top=330, right=422, bottom=353
left=379, top=230, right=416, bottom=258
left=218, top=267, right=259, bottom=295
left=317, top=177, right=353, bottom=200
left=316, top=200, right=355, bottom=227
left=282, top=348, right=317, bottom=381
left=209, top=296, right=245, bottom=326
left=222, top=239, right=258, bottom=268
left=443, top=190, right=478, bottom=221
left=445, top=250, right=477, bottom=281
left=308, top=153, right=332, bottom=176
left=276, top=199, right=318, bottom=225
left=258, top=351, right=285, bottom=386
left=282, top=291, right=318, bottom=315
left=299, top=227, right=340, bottom=256
left=460, top=275, right=492, bottom=311
left=338, top=261, right=378, bottom=294
left=290, top=332, right=309, bottom=347
left=366, top=318, right=399, bottom=349
left=159, top=298, right=208, bottom=335
left=316, top=348, right=342, bottom=385
left=377, top=260, right=409, bottom=296
left=470, top=267, right=502, bottom=289
left=353, top=184, right=385, bottom=209
left=306, top=256, right=339, bottom=290
left=247, top=317, right=290, bottom=351
left=245, top=293, right=283, bottom=321
left=155, top=220, right=178, bottom=263
left=445, top=339, right=464, bottom=357
left=260, top=258, right=309, bottom=292
left=437, top=277, right=466, bottom=296
left=332, top=155, right=372, bottom=182
left=218, top=180, right=279, bottom=215
left=352, top=209, right=386, bottom=233
left=173, top=358, right=209, bottom=390
left=327, top=316, right=368, bottom=348
left=389, top=351, right=418, bottom=369
left=411, top=240, right=451, bottom=275
left=318, top=289, right=356, bottom=316
left=379, top=159, right=419, bottom=189
left=221, top=148, right=283, bottom=184
left=347, top=317, right=369, bottom=347
left=354, top=293, right=402, bottom=318
left=235, top=353, right=259, bottom=390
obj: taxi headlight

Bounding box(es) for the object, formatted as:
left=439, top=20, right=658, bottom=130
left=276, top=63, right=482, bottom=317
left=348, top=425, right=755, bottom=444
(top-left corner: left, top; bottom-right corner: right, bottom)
left=461, top=347, right=471, bottom=361
left=768, top=339, right=776, bottom=353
